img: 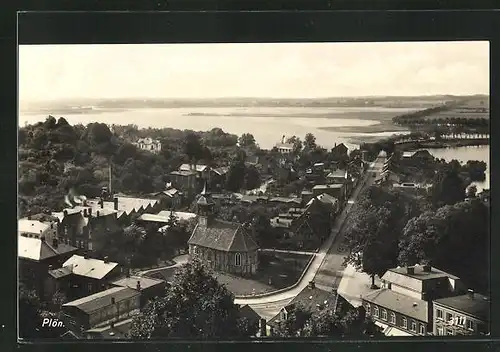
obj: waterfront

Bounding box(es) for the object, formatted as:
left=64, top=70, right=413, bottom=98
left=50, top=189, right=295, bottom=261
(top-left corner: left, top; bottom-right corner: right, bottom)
left=19, top=106, right=418, bottom=150
left=427, top=145, right=490, bottom=191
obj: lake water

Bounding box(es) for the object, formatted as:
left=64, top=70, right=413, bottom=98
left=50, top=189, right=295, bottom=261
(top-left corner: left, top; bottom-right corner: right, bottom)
left=19, top=106, right=417, bottom=151
left=427, top=145, right=490, bottom=191
left=19, top=106, right=489, bottom=190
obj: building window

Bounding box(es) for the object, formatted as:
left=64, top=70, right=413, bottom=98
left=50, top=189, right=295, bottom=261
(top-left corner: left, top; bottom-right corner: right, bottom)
left=87, top=283, right=93, bottom=292
left=446, top=329, right=454, bottom=336
left=381, top=309, right=387, bottom=321
left=390, top=312, right=396, bottom=324
left=235, top=253, right=241, bottom=266
left=437, top=327, right=444, bottom=336
left=402, top=317, right=407, bottom=329
left=411, top=320, right=417, bottom=332
left=446, top=312, right=453, bottom=322
left=373, top=306, right=379, bottom=317
left=467, top=319, right=474, bottom=331
left=419, top=324, right=425, bottom=335
left=365, top=303, right=371, bottom=316
left=436, top=309, right=443, bottom=320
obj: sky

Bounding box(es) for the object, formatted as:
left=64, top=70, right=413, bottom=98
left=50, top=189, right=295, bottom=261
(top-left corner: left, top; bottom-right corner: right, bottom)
left=19, top=41, right=489, bottom=102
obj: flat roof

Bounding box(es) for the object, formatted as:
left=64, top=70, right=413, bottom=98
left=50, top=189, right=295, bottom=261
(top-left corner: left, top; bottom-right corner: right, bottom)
left=63, top=287, right=139, bottom=314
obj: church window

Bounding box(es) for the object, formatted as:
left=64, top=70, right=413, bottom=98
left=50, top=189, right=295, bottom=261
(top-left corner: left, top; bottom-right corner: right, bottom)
left=235, top=253, right=241, bottom=266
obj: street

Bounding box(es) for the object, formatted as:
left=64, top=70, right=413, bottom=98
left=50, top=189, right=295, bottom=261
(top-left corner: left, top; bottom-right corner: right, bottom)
left=235, top=152, right=387, bottom=319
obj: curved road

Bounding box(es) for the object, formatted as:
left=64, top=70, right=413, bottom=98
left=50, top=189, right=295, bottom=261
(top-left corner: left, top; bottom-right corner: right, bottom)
left=235, top=152, right=386, bottom=319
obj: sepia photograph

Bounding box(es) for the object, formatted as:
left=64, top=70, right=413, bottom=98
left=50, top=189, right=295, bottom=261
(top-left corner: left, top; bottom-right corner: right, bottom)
left=18, top=41, right=490, bottom=340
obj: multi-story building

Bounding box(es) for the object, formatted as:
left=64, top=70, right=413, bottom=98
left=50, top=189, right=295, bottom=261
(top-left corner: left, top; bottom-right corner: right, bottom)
left=169, top=170, right=198, bottom=196
left=362, top=265, right=464, bottom=336
left=18, top=217, right=58, bottom=241
left=312, top=184, right=346, bottom=204
left=134, top=137, right=162, bottom=154
left=46, top=255, right=122, bottom=300
left=433, top=290, right=490, bottom=336
left=179, top=163, right=212, bottom=181
left=52, top=207, right=121, bottom=252
left=18, top=235, right=77, bottom=298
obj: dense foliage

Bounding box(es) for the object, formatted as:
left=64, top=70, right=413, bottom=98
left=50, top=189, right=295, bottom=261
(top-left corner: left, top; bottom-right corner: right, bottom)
left=129, top=260, right=254, bottom=338
left=398, top=198, right=489, bottom=292
left=343, top=181, right=489, bottom=292
left=19, top=283, right=68, bottom=338
left=18, top=117, right=244, bottom=217
left=342, top=186, right=430, bottom=286
left=273, top=303, right=382, bottom=338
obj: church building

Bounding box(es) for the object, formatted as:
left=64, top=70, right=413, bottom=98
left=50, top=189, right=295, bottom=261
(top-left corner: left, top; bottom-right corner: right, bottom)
left=188, top=184, right=259, bottom=276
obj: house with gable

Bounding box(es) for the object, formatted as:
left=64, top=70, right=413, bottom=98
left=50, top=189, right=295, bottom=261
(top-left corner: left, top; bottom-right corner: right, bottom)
left=18, top=234, right=78, bottom=298
left=46, top=254, right=122, bottom=300
left=267, top=282, right=341, bottom=336
left=188, top=184, right=259, bottom=276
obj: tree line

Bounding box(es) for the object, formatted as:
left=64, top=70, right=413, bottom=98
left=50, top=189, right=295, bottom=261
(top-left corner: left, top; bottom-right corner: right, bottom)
left=342, top=170, right=489, bottom=293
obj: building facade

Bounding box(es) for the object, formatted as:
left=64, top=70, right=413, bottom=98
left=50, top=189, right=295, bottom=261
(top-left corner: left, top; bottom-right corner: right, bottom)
left=62, top=287, right=140, bottom=334
left=188, top=184, right=259, bottom=276
left=362, top=265, right=465, bottom=336
left=134, top=137, right=162, bottom=153
left=433, top=290, right=490, bottom=336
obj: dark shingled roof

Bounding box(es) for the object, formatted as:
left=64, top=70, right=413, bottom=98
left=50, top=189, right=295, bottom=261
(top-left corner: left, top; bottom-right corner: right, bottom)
left=188, top=219, right=258, bottom=252
left=239, top=304, right=261, bottom=321
left=48, top=266, right=73, bottom=279
left=434, top=293, right=490, bottom=321
left=268, top=286, right=337, bottom=327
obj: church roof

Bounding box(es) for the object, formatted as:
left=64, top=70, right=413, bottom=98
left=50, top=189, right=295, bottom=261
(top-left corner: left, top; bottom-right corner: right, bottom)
left=188, top=219, right=258, bottom=252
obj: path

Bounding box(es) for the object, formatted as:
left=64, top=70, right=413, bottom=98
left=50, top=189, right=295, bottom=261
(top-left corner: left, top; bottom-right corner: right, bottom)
left=136, top=254, right=189, bottom=277
left=259, top=248, right=317, bottom=256
left=235, top=152, right=386, bottom=317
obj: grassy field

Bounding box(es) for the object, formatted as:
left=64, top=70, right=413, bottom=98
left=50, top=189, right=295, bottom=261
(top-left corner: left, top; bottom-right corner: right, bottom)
left=142, top=252, right=313, bottom=296
left=215, top=252, right=313, bottom=296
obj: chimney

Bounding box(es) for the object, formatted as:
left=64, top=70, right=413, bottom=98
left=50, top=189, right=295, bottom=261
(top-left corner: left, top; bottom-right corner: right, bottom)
left=96, top=211, right=100, bottom=217
left=52, top=238, right=58, bottom=248
left=407, top=266, right=415, bottom=275
left=63, top=210, right=68, bottom=216
left=104, top=256, right=109, bottom=263
left=423, top=264, right=431, bottom=272
left=111, top=297, right=116, bottom=305
left=136, top=280, right=141, bottom=291
left=468, top=289, right=474, bottom=299
left=259, top=318, right=267, bottom=337
left=309, top=281, right=315, bottom=289
left=100, top=198, right=104, bottom=208
left=40, top=234, right=45, bottom=242
left=114, top=197, right=119, bottom=211
left=48, top=265, right=53, bottom=271
left=27, top=215, right=32, bottom=220
left=84, top=253, right=89, bottom=259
